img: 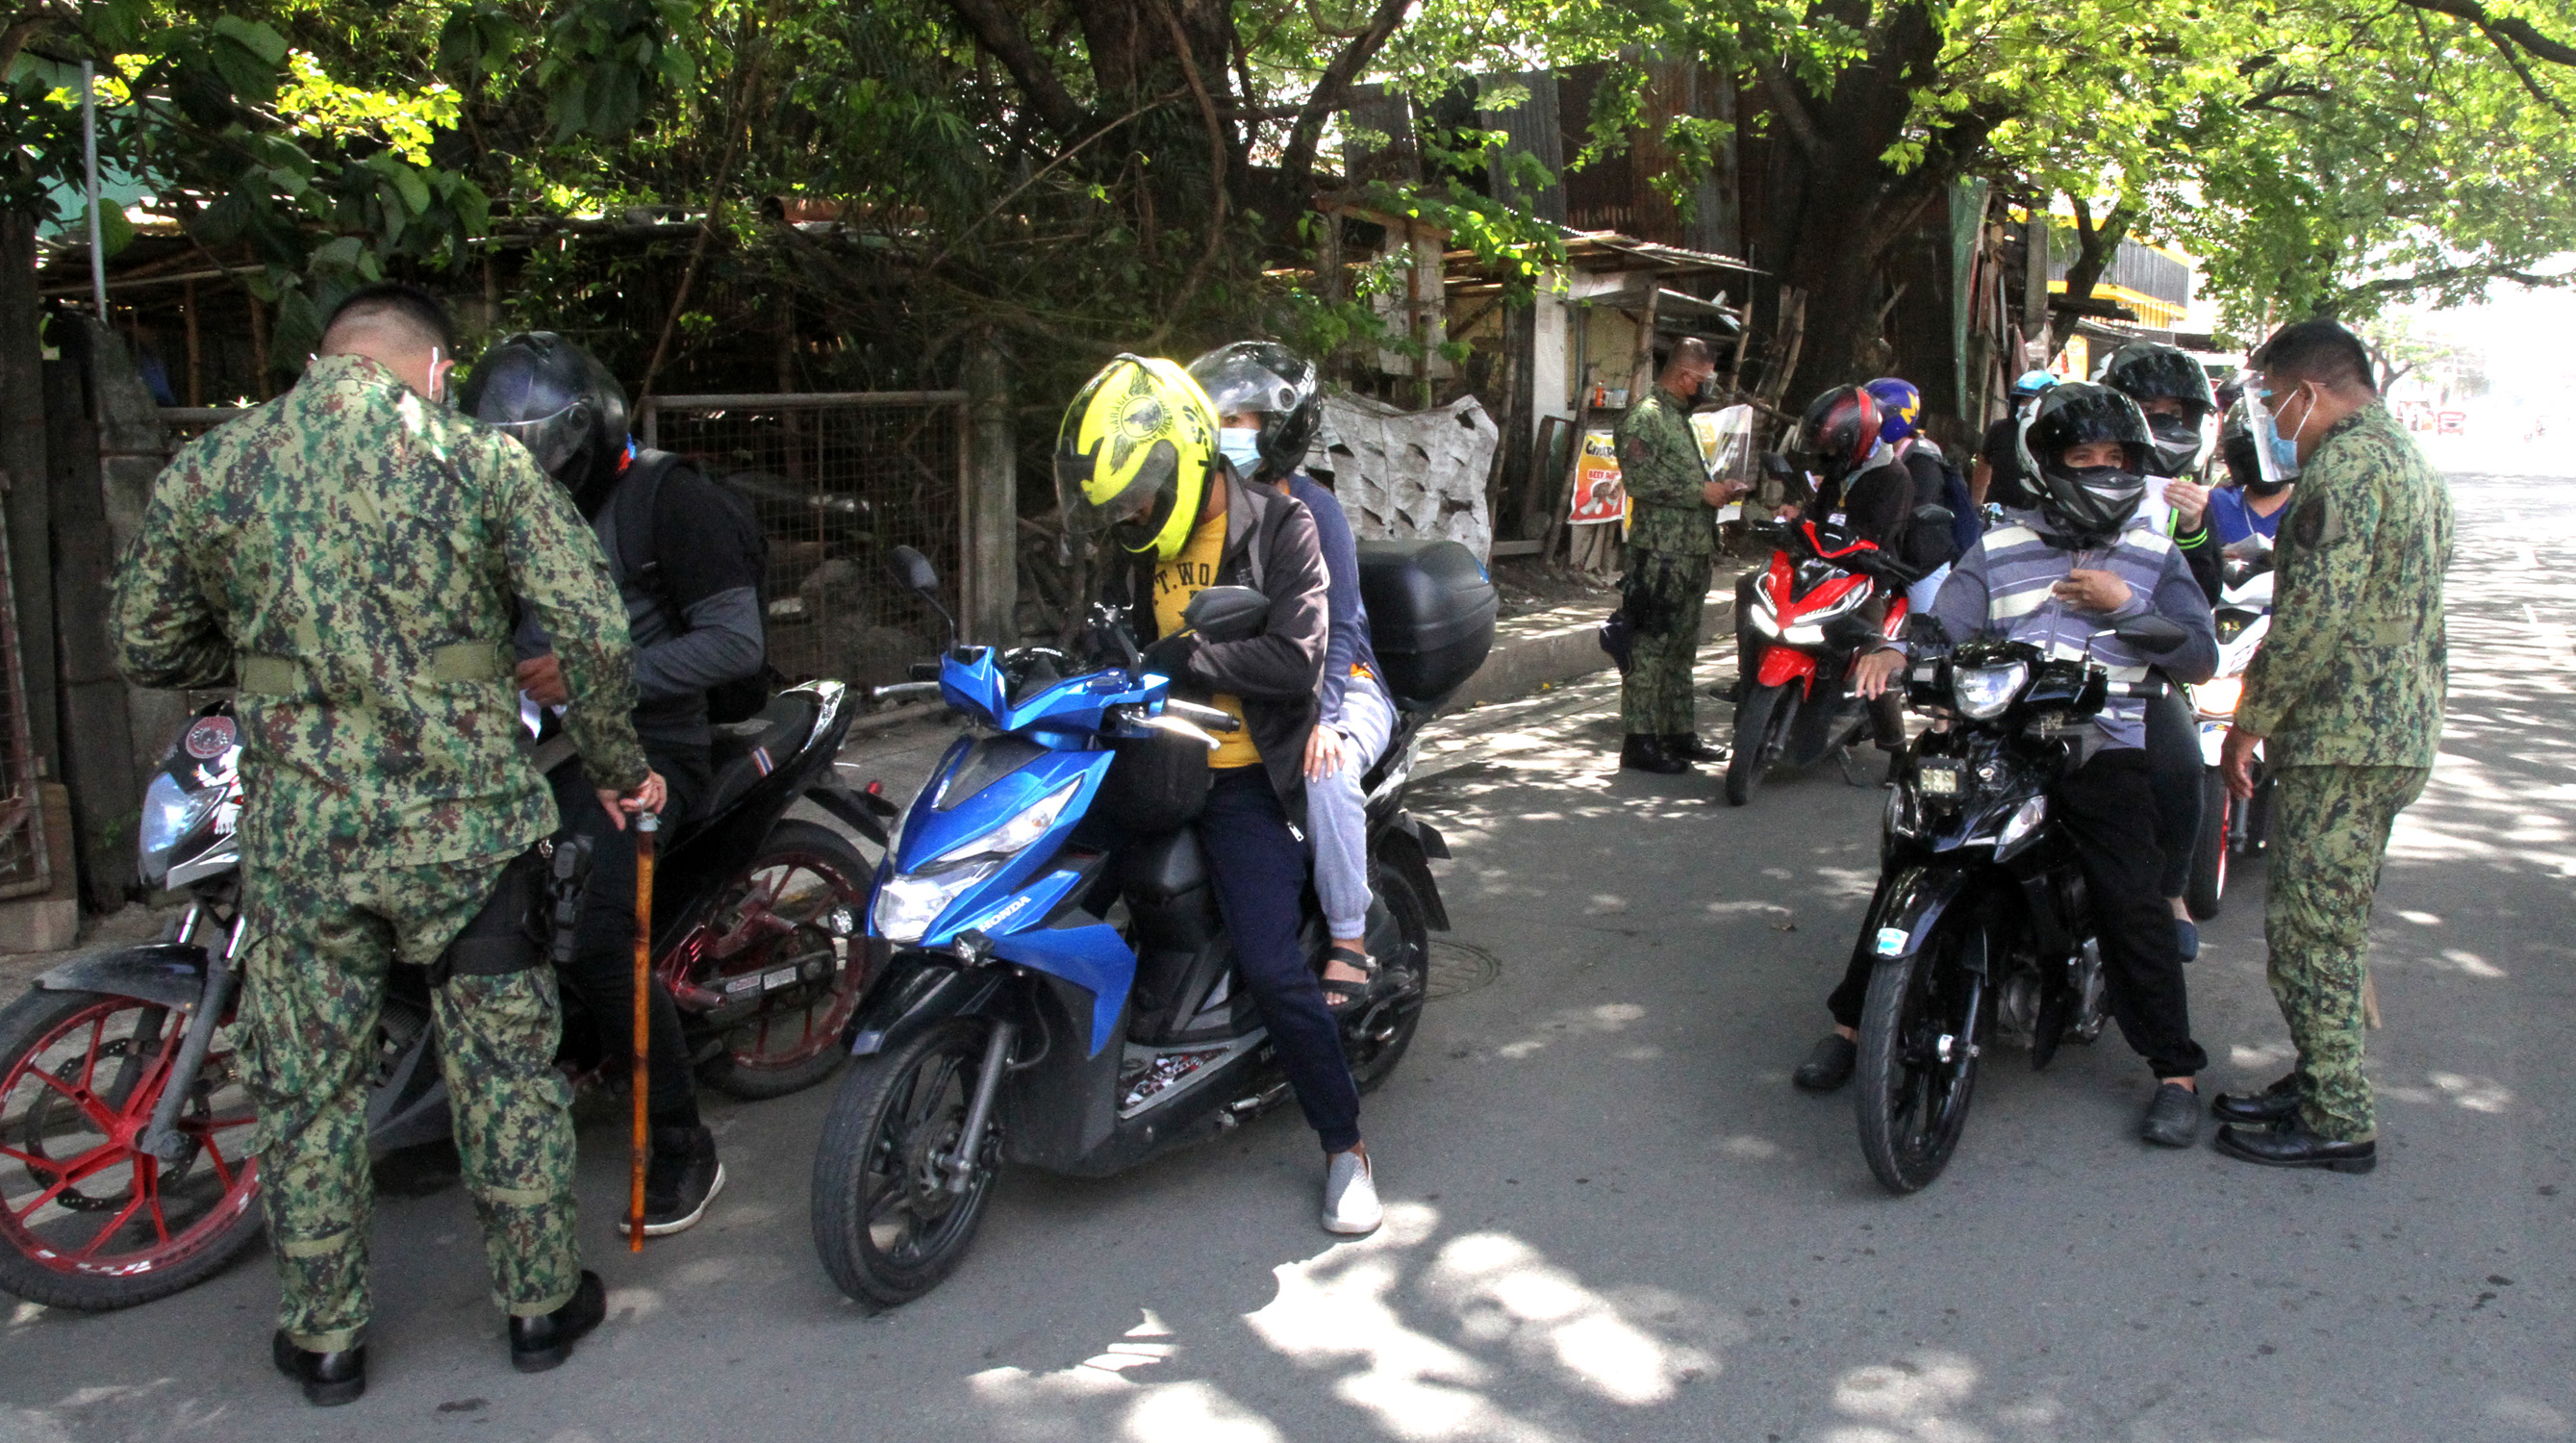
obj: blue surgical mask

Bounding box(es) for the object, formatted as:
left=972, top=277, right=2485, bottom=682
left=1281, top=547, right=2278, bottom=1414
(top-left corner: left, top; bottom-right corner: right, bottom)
left=1217, top=426, right=1264, bottom=478
left=2247, top=386, right=2304, bottom=483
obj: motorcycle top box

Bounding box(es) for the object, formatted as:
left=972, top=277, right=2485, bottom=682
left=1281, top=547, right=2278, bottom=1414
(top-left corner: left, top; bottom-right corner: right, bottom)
left=1356, top=540, right=1498, bottom=712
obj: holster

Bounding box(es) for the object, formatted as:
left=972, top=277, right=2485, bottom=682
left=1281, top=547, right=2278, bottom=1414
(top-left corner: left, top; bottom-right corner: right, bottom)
left=429, top=837, right=593, bottom=985
left=1621, top=552, right=1691, bottom=640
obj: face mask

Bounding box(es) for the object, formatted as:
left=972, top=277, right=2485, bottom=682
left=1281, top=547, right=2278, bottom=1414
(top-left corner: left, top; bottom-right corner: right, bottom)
left=1217, top=426, right=1264, bottom=479
left=2244, top=387, right=2303, bottom=484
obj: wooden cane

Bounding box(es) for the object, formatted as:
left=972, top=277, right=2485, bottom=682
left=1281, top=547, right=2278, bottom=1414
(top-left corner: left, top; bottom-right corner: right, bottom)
left=2362, top=969, right=2383, bottom=1031
left=628, top=810, right=659, bottom=1252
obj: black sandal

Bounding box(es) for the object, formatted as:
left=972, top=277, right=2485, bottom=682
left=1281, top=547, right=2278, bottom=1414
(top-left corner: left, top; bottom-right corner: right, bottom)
left=1320, top=943, right=1377, bottom=1017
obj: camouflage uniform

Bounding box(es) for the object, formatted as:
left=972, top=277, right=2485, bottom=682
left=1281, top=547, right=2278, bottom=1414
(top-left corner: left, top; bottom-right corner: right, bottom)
left=2236, top=402, right=2451, bottom=1142
left=112, top=354, right=647, bottom=1352
left=1616, top=387, right=1717, bottom=735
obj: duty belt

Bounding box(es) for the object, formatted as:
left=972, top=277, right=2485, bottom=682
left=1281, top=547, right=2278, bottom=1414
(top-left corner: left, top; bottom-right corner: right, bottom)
left=236, top=641, right=510, bottom=697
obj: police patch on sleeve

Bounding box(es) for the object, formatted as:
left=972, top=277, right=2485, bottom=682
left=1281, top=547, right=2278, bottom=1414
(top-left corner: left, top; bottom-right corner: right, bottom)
left=2289, top=494, right=2343, bottom=550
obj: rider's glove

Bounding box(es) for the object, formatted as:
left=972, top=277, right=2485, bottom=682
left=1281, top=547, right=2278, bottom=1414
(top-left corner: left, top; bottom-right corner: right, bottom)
left=1139, top=633, right=1202, bottom=681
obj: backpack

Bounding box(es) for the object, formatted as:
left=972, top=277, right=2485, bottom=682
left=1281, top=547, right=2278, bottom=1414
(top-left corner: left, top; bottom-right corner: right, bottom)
left=612, top=449, right=781, bottom=724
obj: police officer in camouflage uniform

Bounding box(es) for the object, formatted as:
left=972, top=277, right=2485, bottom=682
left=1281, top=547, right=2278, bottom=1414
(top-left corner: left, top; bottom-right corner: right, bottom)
left=112, top=283, right=665, bottom=1404
left=1616, top=338, right=1747, bottom=772
left=2213, top=318, right=2452, bottom=1175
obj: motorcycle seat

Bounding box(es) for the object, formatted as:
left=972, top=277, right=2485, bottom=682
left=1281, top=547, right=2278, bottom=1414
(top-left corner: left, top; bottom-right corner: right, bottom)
left=698, top=691, right=822, bottom=824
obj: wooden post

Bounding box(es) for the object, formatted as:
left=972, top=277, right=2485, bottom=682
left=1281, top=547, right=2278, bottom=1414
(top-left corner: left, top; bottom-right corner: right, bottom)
left=247, top=292, right=269, bottom=397
left=182, top=279, right=202, bottom=407
left=0, top=213, right=59, bottom=780
left=1407, top=219, right=1430, bottom=410
left=43, top=316, right=140, bottom=909
left=2022, top=209, right=2050, bottom=367
left=960, top=335, right=1017, bottom=646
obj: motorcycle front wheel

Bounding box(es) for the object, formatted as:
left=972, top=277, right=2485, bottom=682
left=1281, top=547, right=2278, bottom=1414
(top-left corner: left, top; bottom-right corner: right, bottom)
left=1725, top=682, right=1797, bottom=806
left=1855, top=917, right=1987, bottom=1194
left=809, top=1019, right=998, bottom=1307
left=0, top=988, right=264, bottom=1310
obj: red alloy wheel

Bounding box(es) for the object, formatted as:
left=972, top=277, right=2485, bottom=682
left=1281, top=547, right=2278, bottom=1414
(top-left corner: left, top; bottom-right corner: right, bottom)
left=679, top=820, right=877, bottom=1100
left=0, top=993, right=263, bottom=1308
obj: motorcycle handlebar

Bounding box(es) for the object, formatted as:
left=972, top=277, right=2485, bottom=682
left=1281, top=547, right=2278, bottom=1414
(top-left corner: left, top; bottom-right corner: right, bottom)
left=1163, top=699, right=1243, bottom=733
left=871, top=680, right=943, bottom=703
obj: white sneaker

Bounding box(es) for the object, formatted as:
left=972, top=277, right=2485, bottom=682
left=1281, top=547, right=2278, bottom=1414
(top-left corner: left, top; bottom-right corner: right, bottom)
left=1321, top=1149, right=1382, bottom=1234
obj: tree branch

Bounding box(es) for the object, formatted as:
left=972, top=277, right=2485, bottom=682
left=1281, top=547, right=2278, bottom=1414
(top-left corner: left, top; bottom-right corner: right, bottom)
left=1304, top=0, right=1374, bottom=39
left=1277, top=0, right=1411, bottom=198
left=1755, top=63, right=1824, bottom=160
left=2396, top=0, right=2576, bottom=64
left=940, top=0, right=1090, bottom=139
left=1142, top=0, right=1229, bottom=345
left=2347, top=260, right=2572, bottom=296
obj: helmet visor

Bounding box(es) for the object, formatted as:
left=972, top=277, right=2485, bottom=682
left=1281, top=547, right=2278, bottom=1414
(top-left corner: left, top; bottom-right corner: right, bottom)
left=485, top=401, right=590, bottom=481
left=1189, top=350, right=1300, bottom=422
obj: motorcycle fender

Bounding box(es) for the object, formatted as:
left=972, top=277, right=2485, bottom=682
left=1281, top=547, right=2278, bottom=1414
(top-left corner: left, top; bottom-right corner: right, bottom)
left=37, top=943, right=211, bottom=1010
left=990, top=919, right=1135, bottom=1056
left=805, top=781, right=891, bottom=847
left=1856, top=865, right=1983, bottom=969
left=1374, top=821, right=1452, bottom=932
left=847, top=957, right=1008, bottom=1058
left=1756, top=646, right=1818, bottom=690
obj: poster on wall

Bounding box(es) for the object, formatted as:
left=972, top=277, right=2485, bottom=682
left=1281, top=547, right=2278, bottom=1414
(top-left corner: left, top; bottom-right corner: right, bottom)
left=1568, top=428, right=1626, bottom=524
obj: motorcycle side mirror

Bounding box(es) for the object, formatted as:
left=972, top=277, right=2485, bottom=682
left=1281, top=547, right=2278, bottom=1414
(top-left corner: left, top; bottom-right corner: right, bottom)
left=1181, top=585, right=1270, bottom=645
left=886, top=545, right=959, bottom=650
left=2110, top=614, right=2188, bottom=650
left=890, top=544, right=941, bottom=596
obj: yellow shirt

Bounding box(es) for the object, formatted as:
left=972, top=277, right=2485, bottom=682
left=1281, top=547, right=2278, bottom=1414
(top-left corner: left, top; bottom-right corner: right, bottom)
left=1152, top=510, right=1262, bottom=770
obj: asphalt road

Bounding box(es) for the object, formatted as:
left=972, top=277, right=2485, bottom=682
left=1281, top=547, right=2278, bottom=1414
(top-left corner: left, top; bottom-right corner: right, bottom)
left=5, top=466, right=2573, bottom=1443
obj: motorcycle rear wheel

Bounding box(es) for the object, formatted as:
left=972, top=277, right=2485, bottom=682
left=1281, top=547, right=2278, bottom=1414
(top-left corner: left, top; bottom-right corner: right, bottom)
left=1855, top=919, right=1986, bottom=1194
left=1725, top=683, right=1794, bottom=806
left=2186, top=768, right=2228, bottom=921
left=1348, top=862, right=1431, bottom=1095
left=695, top=820, right=875, bottom=1101
left=0, top=988, right=264, bottom=1310
left=810, top=1019, right=998, bottom=1307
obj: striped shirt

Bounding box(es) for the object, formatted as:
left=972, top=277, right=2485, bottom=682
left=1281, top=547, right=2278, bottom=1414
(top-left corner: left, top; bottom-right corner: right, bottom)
left=1915, top=510, right=2218, bottom=750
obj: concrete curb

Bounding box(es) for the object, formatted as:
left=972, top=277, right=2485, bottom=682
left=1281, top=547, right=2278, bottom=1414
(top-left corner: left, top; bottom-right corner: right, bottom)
left=1441, top=590, right=1733, bottom=713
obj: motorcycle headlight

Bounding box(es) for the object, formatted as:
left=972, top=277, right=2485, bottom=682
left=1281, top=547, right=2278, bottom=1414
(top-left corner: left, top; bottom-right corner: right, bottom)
left=870, top=779, right=1081, bottom=944
left=138, top=772, right=220, bottom=886
left=1951, top=661, right=2030, bottom=722
left=2192, top=676, right=2242, bottom=719
left=1994, top=795, right=2049, bottom=855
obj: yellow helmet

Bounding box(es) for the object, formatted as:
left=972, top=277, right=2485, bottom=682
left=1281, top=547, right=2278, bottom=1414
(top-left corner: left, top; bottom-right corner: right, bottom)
left=1055, top=355, right=1219, bottom=562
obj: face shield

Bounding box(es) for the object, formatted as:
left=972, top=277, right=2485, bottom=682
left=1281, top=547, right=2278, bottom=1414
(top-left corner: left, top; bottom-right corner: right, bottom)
left=484, top=399, right=593, bottom=480
left=2242, top=387, right=2302, bottom=485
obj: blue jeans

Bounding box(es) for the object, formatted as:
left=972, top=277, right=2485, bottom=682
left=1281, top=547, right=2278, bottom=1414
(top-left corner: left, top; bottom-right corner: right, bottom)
left=1199, top=766, right=1362, bottom=1153
left=1308, top=679, right=1396, bottom=940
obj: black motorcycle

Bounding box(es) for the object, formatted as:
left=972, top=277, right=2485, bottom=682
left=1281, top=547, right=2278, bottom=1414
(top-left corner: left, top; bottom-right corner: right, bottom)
left=0, top=682, right=888, bottom=1310
left=808, top=542, right=1494, bottom=1307
left=1848, top=620, right=2182, bottom=1193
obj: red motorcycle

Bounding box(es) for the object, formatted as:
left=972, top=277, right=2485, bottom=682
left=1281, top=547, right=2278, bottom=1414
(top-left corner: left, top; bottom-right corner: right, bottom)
left=1727, top=518, right=1911, bottom=805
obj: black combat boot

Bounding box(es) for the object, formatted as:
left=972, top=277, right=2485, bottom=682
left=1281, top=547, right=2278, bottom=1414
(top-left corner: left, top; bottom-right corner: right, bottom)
left=510, top=1270, right=606, bottom=1373
left=1620, top=734, right=1689, bottom=773
left=1664, top=732, right=1726, bottom=763
left=272, top=1330, right=366, bottom=1406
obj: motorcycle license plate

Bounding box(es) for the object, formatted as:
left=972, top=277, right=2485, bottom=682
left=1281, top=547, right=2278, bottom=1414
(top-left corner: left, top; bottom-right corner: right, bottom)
left=1917, top=758, right=1965, bottom=797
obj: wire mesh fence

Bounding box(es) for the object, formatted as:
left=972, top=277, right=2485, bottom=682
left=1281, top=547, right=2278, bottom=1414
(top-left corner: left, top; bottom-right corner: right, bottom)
left=150, top=396, right=974, bottom=695
left=642, top=392, right=969, bottom=689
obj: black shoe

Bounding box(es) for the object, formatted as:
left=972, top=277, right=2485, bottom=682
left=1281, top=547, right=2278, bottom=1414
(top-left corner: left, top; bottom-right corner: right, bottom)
left=510, top=1270, right=606, bottom=1373
left=2140, top=1081, right=2201, bottom=1148
left=2214, top=1120, right=2378, bottom=1174
left=1664, top=732, right=1726, bottom=763
left=272, top=1330, right=366, bottom=1407
left=620, top=1126, right=726, bottom=1238
left=1793, top=1033, right=1857, bottom=1092
left=2211, top=1073, right=2302, bottom=1127
left=1619, top=734, right=1690, bottom=773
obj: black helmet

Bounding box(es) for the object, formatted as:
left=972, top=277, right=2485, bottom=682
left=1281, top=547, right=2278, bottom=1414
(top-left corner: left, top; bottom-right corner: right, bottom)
left=1184, top=341, right=1322, bottom=483
left=2218, top=398, right=2284, bottom=494
left=2018, top=382, right=2153, bottom=544
left=1790, top=384, right=1881, bottom=482
left=462, top=332, right=630, bottom=502
left=2098, top=342, right=2217, bottom=478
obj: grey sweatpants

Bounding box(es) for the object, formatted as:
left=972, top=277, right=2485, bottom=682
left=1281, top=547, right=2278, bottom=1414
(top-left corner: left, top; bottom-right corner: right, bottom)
left=1310, top=678, right=1397, bottom=940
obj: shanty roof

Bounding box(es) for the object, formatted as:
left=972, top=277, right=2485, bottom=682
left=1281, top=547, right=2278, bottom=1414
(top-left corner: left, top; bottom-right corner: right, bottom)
left=1555, top=230, right=1764, bottom=276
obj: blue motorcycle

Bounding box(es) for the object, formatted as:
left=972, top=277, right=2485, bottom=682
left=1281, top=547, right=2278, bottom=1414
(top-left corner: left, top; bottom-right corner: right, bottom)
left=809, top=543, right=1492, bottom=1305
